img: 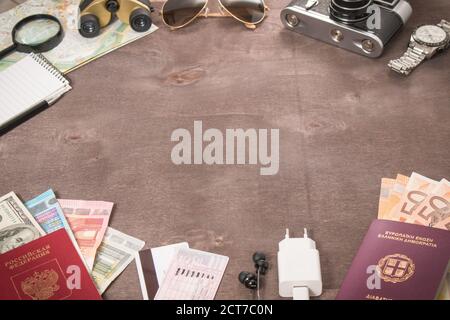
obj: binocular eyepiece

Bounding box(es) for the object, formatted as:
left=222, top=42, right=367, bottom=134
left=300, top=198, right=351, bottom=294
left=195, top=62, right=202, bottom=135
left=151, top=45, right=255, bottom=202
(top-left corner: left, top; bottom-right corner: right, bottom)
left=106, top=0, right=120, bottom=13
left=79, top=0, right=154, bottom=38
left=330, top=0, right=374, bottom=23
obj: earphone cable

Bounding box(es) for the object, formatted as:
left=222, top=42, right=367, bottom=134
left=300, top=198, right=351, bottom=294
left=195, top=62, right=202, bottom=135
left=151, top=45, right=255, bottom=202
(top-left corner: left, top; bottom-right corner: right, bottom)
left=257, top=268, right=261, bottom=300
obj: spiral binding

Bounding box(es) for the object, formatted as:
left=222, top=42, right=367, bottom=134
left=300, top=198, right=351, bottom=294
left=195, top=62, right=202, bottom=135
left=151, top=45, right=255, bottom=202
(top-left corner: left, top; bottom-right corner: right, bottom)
left=29, top=52, right=69, bottom=84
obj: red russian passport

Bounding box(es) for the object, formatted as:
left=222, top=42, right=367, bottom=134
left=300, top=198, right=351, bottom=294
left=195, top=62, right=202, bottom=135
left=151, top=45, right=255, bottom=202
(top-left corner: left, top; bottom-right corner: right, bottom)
left=336, top=220, right=450, bottom=300
left=0, top=229, right=101, bottom=300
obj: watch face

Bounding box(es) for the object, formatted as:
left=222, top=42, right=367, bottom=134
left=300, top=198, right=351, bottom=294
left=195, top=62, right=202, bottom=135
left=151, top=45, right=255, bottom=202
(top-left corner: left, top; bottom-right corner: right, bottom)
left=413, top=25, right=448, bottom=46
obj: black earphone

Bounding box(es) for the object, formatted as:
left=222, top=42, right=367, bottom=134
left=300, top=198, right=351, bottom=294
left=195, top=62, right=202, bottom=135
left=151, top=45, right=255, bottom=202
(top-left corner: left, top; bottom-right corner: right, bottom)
left=239, top=252, right=269, bottom=299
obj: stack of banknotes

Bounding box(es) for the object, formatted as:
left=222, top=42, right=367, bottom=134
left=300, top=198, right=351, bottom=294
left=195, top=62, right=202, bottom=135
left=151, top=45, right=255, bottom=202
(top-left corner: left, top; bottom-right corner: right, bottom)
left=378, top=172, right=449, bottom=230
left=378, top=172, right=449, bottom=300
left=0, top=189, right=145, bottom=294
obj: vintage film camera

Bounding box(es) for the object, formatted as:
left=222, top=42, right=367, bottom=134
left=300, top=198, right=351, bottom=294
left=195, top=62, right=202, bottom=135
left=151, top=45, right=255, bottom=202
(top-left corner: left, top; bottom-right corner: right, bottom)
left=281, top=0, right=412, bottom=58
left=79, top=0, right=154, bottom=38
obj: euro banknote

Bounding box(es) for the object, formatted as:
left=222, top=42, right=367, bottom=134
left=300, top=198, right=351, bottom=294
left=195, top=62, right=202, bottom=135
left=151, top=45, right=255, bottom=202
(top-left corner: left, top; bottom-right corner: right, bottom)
left=407, top=179, right=450, bottom=229
left=389, top=172, right=439, bottom=222
left=378, top=173, right=449, bottom=300
left=0, top=192, right=45, bottom=254
left=437, top=273, right=450, bottom=300
left=435, top=217, right=450, bottom=231
left=91, top=227, right=145, bottom=293
left=377, top=178, right=395, bottom=219
left=378, top=174, right=409, bottom=220
left=58, top=199, right=113, bottom=271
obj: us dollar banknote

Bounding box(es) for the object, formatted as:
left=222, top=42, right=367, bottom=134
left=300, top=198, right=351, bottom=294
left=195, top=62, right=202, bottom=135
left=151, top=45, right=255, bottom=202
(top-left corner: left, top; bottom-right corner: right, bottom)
left=0, top=192, right=45, bottom=254
left=91, top=227, right=145, bottom=294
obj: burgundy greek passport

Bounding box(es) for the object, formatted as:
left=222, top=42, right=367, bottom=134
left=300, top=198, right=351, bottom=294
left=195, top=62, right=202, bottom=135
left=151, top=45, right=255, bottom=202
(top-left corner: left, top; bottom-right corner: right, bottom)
left=336, top=220, right=450, bottom=300
left=0, top=229, right=101, bottom=300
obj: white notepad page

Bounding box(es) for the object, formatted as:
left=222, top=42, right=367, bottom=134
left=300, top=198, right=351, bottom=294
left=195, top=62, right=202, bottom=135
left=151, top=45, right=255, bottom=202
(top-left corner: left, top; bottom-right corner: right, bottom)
left=0, top=53, right=71, bottom=129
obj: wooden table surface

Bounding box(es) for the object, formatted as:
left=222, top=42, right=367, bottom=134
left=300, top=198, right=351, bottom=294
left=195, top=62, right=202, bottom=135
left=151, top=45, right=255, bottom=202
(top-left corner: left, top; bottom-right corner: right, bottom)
left=1, top=0, right=449, bottom=300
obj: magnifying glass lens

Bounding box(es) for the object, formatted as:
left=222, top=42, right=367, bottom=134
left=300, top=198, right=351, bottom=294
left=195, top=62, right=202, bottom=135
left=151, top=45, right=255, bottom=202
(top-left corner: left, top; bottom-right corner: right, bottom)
left=14, top=18, right=61, bottom=46
left=0, top=14, right=64, bottom=60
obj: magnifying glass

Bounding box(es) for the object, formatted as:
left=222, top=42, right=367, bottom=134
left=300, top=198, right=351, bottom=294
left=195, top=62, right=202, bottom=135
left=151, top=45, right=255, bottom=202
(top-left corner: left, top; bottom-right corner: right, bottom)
left=0, top=14, right=64, bottom=60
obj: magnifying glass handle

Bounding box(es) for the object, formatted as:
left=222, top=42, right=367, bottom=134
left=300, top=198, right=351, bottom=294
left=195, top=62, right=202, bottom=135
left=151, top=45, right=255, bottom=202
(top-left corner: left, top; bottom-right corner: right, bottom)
left=0, top=44, right=17, bottom=60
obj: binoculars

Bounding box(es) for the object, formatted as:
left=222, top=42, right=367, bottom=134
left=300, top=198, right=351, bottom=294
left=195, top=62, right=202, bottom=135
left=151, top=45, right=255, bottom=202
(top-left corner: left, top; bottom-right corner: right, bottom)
left=79, top=0, right=154, bottom=38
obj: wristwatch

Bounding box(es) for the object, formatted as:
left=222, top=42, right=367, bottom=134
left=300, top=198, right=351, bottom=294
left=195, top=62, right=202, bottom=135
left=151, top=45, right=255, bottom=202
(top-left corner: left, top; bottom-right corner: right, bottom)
left=388, top=20, right=450, bottom=76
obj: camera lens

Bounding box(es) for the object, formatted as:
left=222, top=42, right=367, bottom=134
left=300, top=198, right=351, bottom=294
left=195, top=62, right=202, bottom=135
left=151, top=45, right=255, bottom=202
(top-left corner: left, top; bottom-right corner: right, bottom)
left=330, top=0, right=373, bottom=23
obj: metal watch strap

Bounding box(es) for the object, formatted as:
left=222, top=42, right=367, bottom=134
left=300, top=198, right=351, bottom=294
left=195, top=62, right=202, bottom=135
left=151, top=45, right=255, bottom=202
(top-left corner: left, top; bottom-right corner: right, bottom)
left=438, top=19, right=450, bottom=48
left=388, top=46, right=427, bottom=76
left=438, top=19, right=450, bottom=34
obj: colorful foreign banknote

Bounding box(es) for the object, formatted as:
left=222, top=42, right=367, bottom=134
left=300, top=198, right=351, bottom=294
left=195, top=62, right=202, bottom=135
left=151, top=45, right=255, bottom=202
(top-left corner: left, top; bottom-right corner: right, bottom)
left=26, top=189, right=75, bottom=234
left=25, top=189, right=87, bottom=266
left=92, top=227, right=145, bottom=294
left=58, top=199, right=113, bottom=271
left=0, top=192, right=45, bottom=254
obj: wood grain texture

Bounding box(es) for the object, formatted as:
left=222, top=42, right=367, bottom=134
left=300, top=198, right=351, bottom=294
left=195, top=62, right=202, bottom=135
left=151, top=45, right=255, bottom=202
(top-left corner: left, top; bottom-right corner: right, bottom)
left=0, top=0, right=449, bottom=299
left=0, top=0, right=24, bottom=12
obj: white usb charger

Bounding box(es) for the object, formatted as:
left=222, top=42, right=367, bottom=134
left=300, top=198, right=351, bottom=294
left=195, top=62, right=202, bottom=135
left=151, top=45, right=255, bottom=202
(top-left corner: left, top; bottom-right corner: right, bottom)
left=277, top=228, right=322, bottom=300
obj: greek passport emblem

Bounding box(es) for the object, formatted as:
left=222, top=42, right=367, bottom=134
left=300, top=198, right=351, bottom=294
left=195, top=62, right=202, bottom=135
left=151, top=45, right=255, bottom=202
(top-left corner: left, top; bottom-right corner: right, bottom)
left=377, top=254, right=415, bottom=283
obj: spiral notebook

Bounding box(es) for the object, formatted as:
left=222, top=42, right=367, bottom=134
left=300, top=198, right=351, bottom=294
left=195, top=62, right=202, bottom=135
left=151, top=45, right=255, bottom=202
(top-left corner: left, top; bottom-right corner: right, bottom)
left=0, top=53, right=71, bottom=134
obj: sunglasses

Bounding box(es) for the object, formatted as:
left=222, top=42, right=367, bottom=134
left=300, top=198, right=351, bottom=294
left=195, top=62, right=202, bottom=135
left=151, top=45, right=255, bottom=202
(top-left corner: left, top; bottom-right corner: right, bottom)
left=161, top=0, right=269, bottom=30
